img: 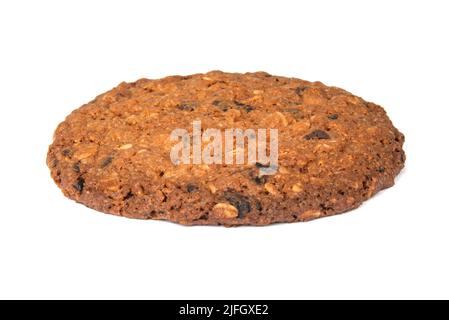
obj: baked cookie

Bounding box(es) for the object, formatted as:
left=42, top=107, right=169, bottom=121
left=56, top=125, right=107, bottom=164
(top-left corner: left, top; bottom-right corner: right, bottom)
left=47, top=71, right=405, bottom=226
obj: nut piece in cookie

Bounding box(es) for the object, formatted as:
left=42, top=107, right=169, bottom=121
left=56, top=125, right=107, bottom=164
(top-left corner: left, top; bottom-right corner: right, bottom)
left=212, top=203, right=239, bottom=219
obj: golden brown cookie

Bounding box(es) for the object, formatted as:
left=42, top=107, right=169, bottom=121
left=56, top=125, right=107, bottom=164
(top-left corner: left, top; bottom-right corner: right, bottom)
left=47, top=71, right=405, bottom=226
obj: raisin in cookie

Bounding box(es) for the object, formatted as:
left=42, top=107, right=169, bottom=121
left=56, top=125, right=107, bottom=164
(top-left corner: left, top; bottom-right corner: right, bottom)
left=47, top=71, right=405, bottom=226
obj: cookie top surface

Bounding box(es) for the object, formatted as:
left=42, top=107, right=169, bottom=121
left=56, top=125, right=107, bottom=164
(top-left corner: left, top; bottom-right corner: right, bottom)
left=47, top=71, right=405, bottom=226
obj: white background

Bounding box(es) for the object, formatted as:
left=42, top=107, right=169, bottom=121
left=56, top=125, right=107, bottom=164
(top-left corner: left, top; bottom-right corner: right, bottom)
left=0, top=0, right=448, bottom=299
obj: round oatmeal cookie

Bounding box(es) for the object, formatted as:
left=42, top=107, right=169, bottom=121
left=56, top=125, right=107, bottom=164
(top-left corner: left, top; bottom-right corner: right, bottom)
left=47, top=71, right=405, bottom=226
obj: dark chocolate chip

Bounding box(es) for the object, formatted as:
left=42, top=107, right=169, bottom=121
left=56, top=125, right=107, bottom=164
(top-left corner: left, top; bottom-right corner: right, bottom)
left=377, top=166, right=385, bottom=173
left=123, top=191, right=134, bottom=200
left=304, top=130, right=330, bottom=140
left=212, top=100, right=230, bottom=112
left=249, top=169, right=267, bottom=185
left=255, top=162, right=270, bottom=168
left=362, top=175, right=371, bottom=189
left=233, top=100, right=255, bottom=112
left=101, top=156, right=113, bottom=168
left=328, top=114, right=339, bottom=120
left=295, top=86, right=308, bottom=96
left=62, top=149, right=72, bottom=158
left=255, top=200, right=262, bottom=211
left=73, top=177, right=85, bottom=193
left=213, top=100, right=255, bottom=112
left=224, top=190, right=251, bottom=218
left=253, top=176, right=267, bottom=185
left=299, top=166, right=308, bottom=174
left=146, top=210, right=157, bottom=218
left=177, top=102, right=197, bottom=111
left=186, top=183, right=199, bottom=193
left=72, top=162, right=81, bottom=173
